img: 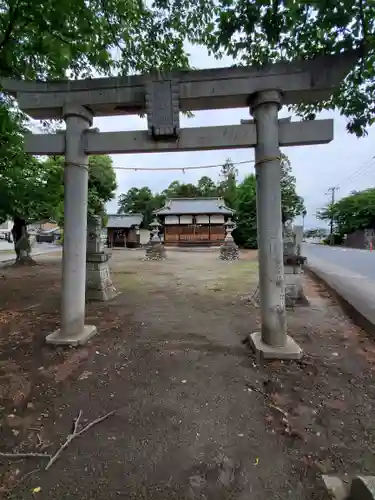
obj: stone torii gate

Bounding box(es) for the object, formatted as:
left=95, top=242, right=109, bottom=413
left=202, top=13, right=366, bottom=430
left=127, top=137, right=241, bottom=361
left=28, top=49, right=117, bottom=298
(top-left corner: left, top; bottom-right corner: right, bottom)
left=2, top=50, right=357, bottom=358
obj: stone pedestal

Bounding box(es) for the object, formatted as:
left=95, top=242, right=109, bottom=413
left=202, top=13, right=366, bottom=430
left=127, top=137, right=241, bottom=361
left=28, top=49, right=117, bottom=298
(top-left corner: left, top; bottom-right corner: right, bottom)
left=220, top=241, right=240, bottom=261
left=86, top=215, right=117, bottom=301
left=284, top=262, right=308, bottom=307
left=144, top=241, right=166, bottom=261
left=86, top=252, right=117, bottom=301
left=219, top=217, right=239, bottom=261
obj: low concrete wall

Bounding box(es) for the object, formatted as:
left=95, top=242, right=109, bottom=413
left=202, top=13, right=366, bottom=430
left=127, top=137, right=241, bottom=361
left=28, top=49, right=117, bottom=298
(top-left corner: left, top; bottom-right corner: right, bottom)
left=306, top=256, right=375, bottom=335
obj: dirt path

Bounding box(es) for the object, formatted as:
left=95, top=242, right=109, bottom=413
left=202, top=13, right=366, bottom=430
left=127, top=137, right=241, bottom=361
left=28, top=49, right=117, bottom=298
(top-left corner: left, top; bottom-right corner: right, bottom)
left=0, top=249, right=375, bottom=499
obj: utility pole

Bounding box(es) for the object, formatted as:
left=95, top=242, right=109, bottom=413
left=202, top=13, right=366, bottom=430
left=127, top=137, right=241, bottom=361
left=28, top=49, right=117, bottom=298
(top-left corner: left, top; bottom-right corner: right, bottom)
left=327, top=186, right=339, bottom=245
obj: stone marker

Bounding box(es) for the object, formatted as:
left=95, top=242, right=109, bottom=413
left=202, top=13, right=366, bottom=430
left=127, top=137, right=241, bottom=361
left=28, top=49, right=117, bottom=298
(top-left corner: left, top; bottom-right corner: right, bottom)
left=250, top=224, right=307, bottom=309
left=283, top=224, right=308, bottom=307
left=14, top=226, right=35, bottom=265
left=350, top=476, right=375, bottom=500
left=86, top=215, right=117, bottom=301
left=144, top=219, right=166, bottom=261
left=219, top=218, right=239, bottom=261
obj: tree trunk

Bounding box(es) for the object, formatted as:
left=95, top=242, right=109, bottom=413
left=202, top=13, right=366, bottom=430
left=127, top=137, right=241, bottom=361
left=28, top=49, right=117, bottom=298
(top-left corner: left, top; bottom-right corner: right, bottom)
left=12, top=217, right=35, bottom=265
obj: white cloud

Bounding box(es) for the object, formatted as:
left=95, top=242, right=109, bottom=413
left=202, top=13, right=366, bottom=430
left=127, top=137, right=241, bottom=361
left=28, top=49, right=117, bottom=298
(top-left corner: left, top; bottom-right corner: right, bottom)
left=95, top=45, right=375, bottom=229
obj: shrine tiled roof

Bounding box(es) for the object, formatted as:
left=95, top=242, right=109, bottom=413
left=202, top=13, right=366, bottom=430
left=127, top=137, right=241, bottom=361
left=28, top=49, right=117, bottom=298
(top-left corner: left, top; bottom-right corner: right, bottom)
left=106, top=214, right=143, bottom=228
left=154, top=198, right=234, bottom=215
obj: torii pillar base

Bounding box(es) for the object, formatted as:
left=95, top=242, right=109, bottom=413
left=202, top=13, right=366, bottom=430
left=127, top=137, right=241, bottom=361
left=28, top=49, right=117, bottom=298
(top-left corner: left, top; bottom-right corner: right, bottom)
left=46, top=325, right=97, bottom=346
left=249, top=332, right=302, bottom=360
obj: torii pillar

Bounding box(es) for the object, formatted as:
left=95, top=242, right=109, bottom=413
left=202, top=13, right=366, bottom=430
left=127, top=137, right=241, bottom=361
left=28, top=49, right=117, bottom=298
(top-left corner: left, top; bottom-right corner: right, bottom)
left=248, top=90, right=302, bottom=359
left=46, top=104, right=97, bottom=345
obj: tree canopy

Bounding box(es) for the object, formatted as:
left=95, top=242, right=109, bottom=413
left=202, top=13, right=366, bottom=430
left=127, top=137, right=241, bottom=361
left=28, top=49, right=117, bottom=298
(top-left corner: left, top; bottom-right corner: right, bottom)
left=318, top=188, right=375, bottom=236
left=158, top=0, right=375, bottom=137
left=0, top=0, right=190, bottom=81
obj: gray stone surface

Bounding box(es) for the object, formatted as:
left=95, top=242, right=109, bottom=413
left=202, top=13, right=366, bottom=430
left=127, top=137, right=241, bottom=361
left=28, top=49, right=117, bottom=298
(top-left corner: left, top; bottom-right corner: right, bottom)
left=144, top=242, right=166, bottom=261
left=24, top=121, right=334, bottom=156
left=86, top=257, right=117, bottom=301
left=46, top=325, right=97, bottom=346
left=146, top=79, right=180, bottom=139
left=249, top=332, right=303, bottom=360
left=350, top=476, right=375, bottom=500
left=219, top=241, right=239, bottom=261
left=5, top=50, right=358, bottom=118
left=284, top=266, right=309, bottom=307
left=322, top=475, right=348, bottom=500
left=86, top=215, right=117, bottom=301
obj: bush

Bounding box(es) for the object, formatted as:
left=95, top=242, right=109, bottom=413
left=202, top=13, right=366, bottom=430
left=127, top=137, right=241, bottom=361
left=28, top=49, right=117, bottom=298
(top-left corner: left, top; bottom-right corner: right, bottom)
left=323, top=233, right=344, bottom=245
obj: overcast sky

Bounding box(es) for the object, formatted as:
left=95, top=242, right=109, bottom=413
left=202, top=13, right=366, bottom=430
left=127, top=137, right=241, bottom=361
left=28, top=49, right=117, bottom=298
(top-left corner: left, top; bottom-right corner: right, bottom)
left=95, top=44, right=375, bottom=229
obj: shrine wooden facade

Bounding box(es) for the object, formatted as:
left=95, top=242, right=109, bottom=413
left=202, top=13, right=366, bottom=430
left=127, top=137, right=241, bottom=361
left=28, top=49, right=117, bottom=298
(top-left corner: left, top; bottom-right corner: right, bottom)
left=154, top=198, right=234, bottom=246
left=106, top=214, right=143, bottom=248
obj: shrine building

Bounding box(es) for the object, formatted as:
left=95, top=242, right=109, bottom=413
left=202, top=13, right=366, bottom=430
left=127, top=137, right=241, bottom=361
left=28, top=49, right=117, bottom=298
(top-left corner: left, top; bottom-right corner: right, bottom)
left=105, top=214, right=143, bottom=248
left=154, top=198, right=234, bottom=246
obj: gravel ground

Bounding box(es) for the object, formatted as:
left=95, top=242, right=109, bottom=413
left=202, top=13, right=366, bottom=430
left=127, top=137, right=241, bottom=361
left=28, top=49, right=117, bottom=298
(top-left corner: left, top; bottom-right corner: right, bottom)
left=0, top=249, right=374, bottom=499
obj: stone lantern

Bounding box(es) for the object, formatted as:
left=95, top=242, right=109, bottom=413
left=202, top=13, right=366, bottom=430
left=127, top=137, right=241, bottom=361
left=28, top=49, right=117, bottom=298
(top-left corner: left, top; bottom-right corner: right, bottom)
left=219, top=217, right=239, bottom=261
left=144, top=218, right=166, bottom=260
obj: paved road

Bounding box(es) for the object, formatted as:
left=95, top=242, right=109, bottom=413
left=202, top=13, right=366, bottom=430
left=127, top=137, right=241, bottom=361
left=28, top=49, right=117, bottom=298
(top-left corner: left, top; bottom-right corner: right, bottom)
left=0, top=242, right=61, bottom=262
left=302, top=243, right=375, bottom=281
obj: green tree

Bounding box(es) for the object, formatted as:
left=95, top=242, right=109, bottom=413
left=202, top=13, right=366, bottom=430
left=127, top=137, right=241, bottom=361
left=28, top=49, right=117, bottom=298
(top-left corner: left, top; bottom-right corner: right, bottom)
left=0, top=0, right=190, bottom=81
left=117, top=187, right=165, bottom=228
left=41, top=154, right=117, bottom=226
left=280, top=153, right=305, bottom=225
left=233, top=153, right=304, bottom=248
left=217, top=158, right=238, bottom=208
left=317, top=188, right=375, bottom=236
left=197, top=176, right=218, bottom=197
left=234, top=174, right=257, bottom=248
left=161, top=0, right=375, bottom=136
left=0, top=130, right=117, bottom=260
left=162, top=180, right=201, bottom=198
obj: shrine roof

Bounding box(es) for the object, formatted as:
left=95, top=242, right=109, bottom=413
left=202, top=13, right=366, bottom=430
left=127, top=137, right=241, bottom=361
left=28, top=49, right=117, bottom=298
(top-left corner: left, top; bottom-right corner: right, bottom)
left=154, top=198, right=234, bottom=215
left=106, top=213, right=143, bottom=228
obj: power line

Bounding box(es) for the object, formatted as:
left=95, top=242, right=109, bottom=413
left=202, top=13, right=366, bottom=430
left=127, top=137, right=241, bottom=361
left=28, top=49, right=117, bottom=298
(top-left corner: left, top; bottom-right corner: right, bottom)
left=111, top=159, right=254, bottom=172
left=339, top=160, right=375, bottom=191
left=335, top=155, right=375, bottom=191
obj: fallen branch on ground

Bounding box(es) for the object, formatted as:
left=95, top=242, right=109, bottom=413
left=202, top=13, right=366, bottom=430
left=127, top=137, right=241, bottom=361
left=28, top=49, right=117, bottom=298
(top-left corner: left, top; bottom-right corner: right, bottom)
left=245, top=382, right=301, bottom=439
left=0, top=409, right=116, bottom=474
left=45, top=409, right=116, bottom=471
left=0, top=452, right=51, bottom=460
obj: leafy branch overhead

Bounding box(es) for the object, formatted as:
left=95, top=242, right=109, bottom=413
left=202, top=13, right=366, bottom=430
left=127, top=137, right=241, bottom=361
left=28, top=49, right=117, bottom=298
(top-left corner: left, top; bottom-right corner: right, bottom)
left=155, top=0, right=375, bottom=137
left=0, top=0, right=190, bottom=81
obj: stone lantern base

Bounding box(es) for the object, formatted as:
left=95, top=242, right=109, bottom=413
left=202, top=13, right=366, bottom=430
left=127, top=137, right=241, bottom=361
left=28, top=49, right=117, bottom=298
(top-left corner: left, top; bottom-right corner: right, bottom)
left=144, top=241, right=166, bottom=261
left=219, top=240, right=240, bottom=261
left=86, top=253, right=117, bottom=301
